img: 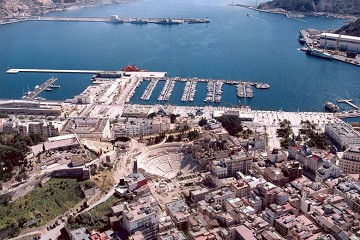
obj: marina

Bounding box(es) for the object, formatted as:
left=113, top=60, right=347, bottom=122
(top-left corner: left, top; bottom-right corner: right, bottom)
left=133, top=77, right=270, bottom=103
left=22, top=77, right=58, bottom=100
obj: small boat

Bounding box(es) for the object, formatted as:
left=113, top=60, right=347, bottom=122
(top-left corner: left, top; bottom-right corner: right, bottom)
left=325, top=102, right=339, bottom=112
left=49, top=84, right=60, bottom=88
left=44, top=88, right=52, bottom=92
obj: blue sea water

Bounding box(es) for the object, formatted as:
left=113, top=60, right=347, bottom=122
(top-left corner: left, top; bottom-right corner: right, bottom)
left=0, top=0, right=359, bottom=111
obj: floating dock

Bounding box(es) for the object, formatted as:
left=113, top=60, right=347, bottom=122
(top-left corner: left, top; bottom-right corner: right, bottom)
left=22, top=77, right=58, bottom=100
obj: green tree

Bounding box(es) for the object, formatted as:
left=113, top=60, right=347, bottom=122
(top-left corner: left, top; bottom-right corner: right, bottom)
left=198, top=118, right=207, bottom=127
left=215, top=115, right=243, bottom=136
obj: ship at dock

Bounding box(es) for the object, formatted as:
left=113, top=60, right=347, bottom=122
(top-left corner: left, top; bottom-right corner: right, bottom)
left=121, top=65, right=147, bottom=72
left=187, top=17, right=211, bottom=24
left=155, top=18, right=182, bottom=25
left=130, top=18, right=148, bottom=24
left=325, top=102, right=340, bottom=112
left=306, top=48, right=333, bottom=59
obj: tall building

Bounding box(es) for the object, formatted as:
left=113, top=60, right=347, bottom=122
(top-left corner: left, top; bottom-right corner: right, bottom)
left=339, top=145, right=360, bottom=174
left=2, top=119, right=59, bottom=137
left=325, top=122, right=360, bottom=149
left=122, top=196, right=160, bottom=240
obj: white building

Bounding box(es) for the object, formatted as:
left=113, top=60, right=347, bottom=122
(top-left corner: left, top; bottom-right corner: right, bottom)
left=325, top=122, right=360, bottom=149
left=320, top=33, right=360, bottom=53
left=210, top=153, right=252, bottom=179
left=315, top=160, right=341, bottom=182
left=122, top=196, right=160, bottom=240
left=339, top=145, right=360, bottom=174
left=2, top=119, right=60, bottom=137
left=152, top=116, right=170, bottom=133
left=207, top=119, right=222, bottom=130
left=113, top=118, right=153, bottom=137
left=61, top=117, right=111, bottom=139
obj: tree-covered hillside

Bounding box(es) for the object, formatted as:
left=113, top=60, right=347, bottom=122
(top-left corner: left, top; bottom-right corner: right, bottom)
left=258, top=0, right=360, bottom=15
left=336, top=18, right=360, bottom=37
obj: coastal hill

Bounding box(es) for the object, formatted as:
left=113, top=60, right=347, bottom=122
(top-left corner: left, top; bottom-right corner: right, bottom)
left=0, top=0, right=125, bottom=21
left=258, top=0, right=360, bottom=15
left=336, top=18, right=360, bottom=37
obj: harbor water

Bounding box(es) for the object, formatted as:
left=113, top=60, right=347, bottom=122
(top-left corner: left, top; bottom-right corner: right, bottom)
left=0, top=0, right=359, bottom=111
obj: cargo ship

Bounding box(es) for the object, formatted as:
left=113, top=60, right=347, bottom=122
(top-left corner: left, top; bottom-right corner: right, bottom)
left=306, top=48, right=333, bottom=59
left=325, top=102, right=339, bottom=112
left=121, top=65, right=147, bottom=72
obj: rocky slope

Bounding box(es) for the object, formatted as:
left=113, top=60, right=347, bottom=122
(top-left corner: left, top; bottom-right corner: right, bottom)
left=0, top=0, right=124, bottom=21
left=258, top=0, right=360, bottom=15
left=336, top=18, right=360, bottom=37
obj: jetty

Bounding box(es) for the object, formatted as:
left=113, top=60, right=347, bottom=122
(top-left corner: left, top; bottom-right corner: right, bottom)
left=7, top=68, right=99, bottom=74
left=22, top=77, right=58, bottom=100
left=337, top=99, right=360, bottom=110
left=26, top=16, right=211, bottom=25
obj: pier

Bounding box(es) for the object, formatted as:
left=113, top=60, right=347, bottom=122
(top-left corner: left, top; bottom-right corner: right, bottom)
left=22, top=77, right=58, bottom=100
left=236, top=83, right=253, bottom=98
left=158, top=78, right=176, bottom=101
left=181, top=79, right=197, bottom=102
left=205, top=81, right=223, bottom=103
left=337, top=99, right=360, bottom=110
left=141, top=78, right=159, bottom=100
left=7, top=68, right=99, bottom=74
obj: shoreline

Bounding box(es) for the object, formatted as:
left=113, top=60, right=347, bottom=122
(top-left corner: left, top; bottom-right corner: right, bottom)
left=0, top=0, right=133, bottom=25
left=234, top=4, right=358, bottom=21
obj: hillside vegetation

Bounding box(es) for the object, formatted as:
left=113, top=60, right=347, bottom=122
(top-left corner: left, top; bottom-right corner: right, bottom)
left=0, top=178, right=84, bottom=237
left=258, top=0, right=360, bottom=15
left=336, top=18, right=360, bottom=37
left=0, top=0, right=125, bottom=21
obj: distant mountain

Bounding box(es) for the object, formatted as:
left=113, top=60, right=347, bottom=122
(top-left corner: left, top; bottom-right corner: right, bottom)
left=336, top=18, right=360, bottom=37
left=258, top=0, right=360, bottom=15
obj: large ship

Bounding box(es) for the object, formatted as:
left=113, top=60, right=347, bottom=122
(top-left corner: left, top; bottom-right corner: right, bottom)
left=121, top=65, right=147, bottom=72
left=306, top=48, right=333, bottom=59
left=325, top=102, right=340, bottom=112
